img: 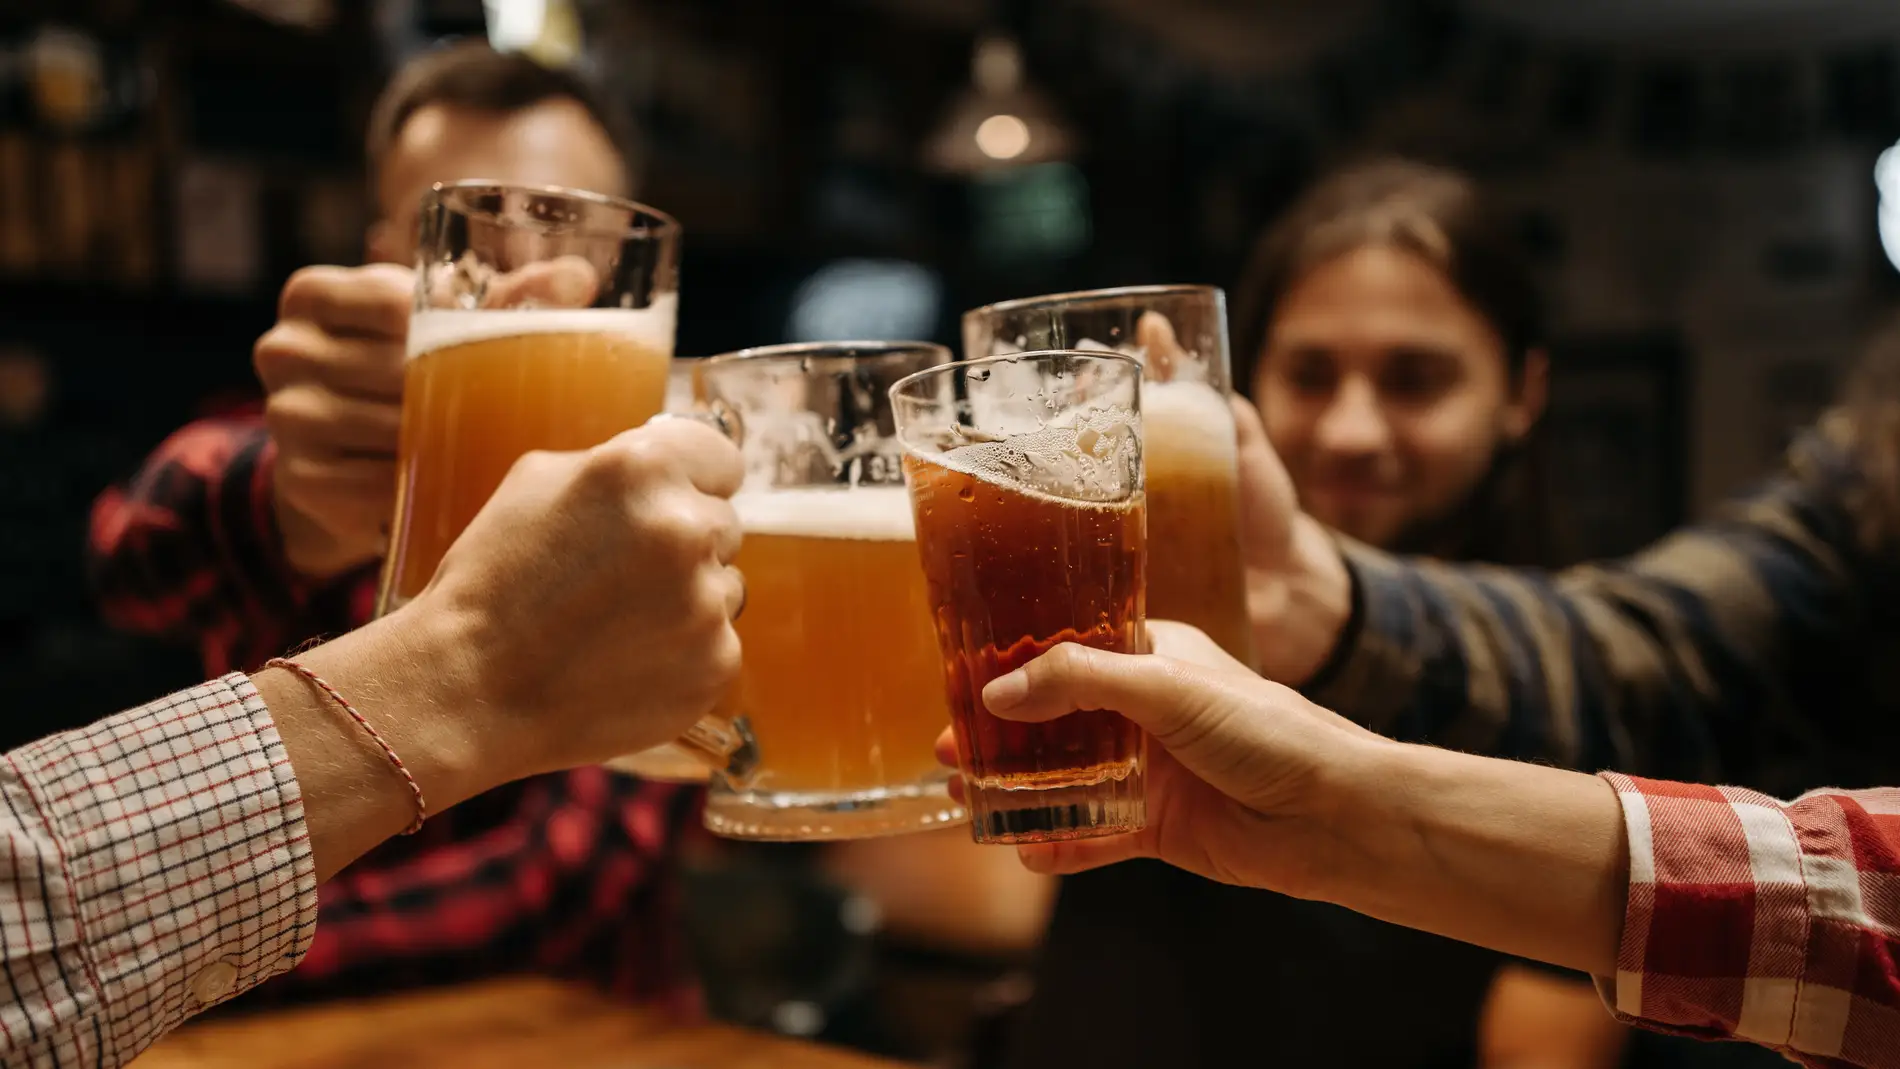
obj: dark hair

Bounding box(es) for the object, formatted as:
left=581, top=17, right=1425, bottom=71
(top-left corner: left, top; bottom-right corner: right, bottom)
left=1233, top=159, right=1562, bottom=566
left=364, top=41, right=636, bottom=190
left=1233, top=159, right=1546, bottom=396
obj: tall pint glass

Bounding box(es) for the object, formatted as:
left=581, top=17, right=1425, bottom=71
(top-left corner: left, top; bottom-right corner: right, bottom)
left=698, top=342, right=965, bottom=839
left=963, top=286, right=1254, bottom=668
left=891, top=351, right=1148, bottom=845
left=383, top=181, right=753, bottom=781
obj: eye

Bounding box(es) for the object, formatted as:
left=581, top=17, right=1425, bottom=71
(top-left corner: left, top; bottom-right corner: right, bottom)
left=1277, top=349, right=1338, bottom=397
left=1377, top=348, right=1460, bottom=404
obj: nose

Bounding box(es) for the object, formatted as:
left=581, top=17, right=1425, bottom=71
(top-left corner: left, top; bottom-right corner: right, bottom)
left=1312, top=377, right=1391, bottom=457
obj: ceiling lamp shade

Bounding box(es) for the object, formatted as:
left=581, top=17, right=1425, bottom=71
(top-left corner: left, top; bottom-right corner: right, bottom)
left=924, top=35, right=1079, bottom=174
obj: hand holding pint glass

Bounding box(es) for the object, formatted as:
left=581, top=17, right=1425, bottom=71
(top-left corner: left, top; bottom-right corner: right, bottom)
left=964, top=286, right=1255, bottom=670
left=380, top=180, right=755, bottom=782
left=891, top=351, right=1149, bottom=845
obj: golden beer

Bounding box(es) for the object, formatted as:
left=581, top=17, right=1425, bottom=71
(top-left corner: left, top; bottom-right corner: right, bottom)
left=699, top=341, right=961, bottom=841
left=721, top=488, right=949, bottom=794
left=1141, top=379, right=1253, bottom=663
left=381, top=304, right=676, bottom=610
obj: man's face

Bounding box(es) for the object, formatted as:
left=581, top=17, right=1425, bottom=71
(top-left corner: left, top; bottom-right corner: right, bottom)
left=367, top=97, right=629, bottom=264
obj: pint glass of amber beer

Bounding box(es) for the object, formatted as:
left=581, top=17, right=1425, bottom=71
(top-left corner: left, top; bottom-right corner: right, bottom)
left=964, top=286, right=1254, bottom=669
left=385, top=182, right=754, bottom=781
left=891, top=351, right=1148, bottom=845
left=696, top=342, right=964, bottom=839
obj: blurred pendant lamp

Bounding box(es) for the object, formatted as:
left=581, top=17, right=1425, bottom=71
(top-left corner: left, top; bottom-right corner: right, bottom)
left=924, top=34, right=1079, bottom=174
left=484, top=0, right=583, bottom=69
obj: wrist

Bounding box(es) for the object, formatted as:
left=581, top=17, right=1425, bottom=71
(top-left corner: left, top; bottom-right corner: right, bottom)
left=291, top=604, right=517, bottom=812
left=1310, top=741, right=1629, bottom=975
left=1251, top=515, right=1354, bottom=685
left=1293, top=733, right=1417, bottom=905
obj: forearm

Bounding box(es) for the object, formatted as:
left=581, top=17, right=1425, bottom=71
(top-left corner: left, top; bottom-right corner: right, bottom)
left=1318, top=742, right=1628, bottom=977
left=252, top=608, right=498, bottom=882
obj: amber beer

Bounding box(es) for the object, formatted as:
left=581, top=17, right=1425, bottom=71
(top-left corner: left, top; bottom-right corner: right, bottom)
left=705, top=487, right=952, bottom=833
left=1142, top=379, right=1252, bottom=660
left=380, top=302, right=675, bottom=610
left=902, top=410, right=1149, bottom=845
left=962, top=285, right=1256, bottom=669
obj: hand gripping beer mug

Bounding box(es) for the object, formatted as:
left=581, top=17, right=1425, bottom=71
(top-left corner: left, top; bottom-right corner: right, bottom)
left=964, top=286, right=1255, bottom=669
left=382, top=181, right=754, bottom=781
left=697, top=342, right=967, bottom=839
left=605, top=358, right=722, bottom=784
left=891, top=351, right=1149, bottom=845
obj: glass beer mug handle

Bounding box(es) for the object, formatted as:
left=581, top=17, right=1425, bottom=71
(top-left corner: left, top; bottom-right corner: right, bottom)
left=654, top=401, right=743, bottom=445
left=676, top=713, right=759, bottom=785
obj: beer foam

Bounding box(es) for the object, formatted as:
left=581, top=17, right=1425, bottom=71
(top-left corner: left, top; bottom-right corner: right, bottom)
left=734, top=486, right=917, bottom=541
left=1142, top=380, right=1238, bottom=465
left=407, top=292, right=679, bottom=358
left=923, top=406, right=1143, bottom=507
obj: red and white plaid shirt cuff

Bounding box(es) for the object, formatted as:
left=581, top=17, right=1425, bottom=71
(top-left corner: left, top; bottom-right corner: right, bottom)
left=0, top=673, right=319, bottom=1067
left=1598, top=771, right=1900, bottom=1069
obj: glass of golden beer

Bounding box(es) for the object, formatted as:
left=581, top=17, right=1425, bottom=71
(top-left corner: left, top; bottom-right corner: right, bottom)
left=890, top=351, right=1148, bottom=845
left=696, top=341, right=966, bottom=839
left=963, top=286, right=1254, bottom=669
left=384, top=181, right=754, bottom=781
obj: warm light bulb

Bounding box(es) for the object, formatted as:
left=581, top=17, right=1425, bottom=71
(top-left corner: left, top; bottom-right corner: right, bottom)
left=975, top=114, right=1031, bottom=161
left=1879, top=140, right=1900, bottom=272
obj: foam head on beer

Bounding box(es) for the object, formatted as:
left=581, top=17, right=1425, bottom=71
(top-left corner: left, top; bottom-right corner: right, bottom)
left=405, top=294, right=679, bottom=359
left=731, top=484, right=917, bottom=540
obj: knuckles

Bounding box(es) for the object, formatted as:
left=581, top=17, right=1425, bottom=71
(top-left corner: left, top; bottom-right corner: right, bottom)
left=278, top=265, right=348, bottom=320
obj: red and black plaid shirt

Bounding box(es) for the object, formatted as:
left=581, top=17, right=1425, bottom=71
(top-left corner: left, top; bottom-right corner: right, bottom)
left=85, top=414, right=702, bottom=1013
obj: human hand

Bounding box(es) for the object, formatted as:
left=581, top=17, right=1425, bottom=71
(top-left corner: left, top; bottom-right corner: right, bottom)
left=1229, top=395, right=1355, bottom=684
left=396, top=416, right=746, bottom=781
left=938, top=621, right=1385, bottom=895
left=255, top=264, right=411, bottom=579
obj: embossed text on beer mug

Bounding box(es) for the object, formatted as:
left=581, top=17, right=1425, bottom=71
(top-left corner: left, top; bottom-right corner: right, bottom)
left=964, top=286, right=1254, bottom=670
left=890, top=351, right=1149, bottom=845
left=697, top=342, right=964, bottom=839
left=382, top=181, right=754, bottom=782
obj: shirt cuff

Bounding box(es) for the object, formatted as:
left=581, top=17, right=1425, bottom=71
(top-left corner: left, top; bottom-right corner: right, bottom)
left=9, top=674, right=319, bottom=1063
left=1593, top=772, right=1819, bottom=1054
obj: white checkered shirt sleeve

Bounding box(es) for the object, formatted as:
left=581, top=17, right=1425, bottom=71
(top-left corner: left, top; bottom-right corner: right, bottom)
left=0, top=673, right=319, bottom=1067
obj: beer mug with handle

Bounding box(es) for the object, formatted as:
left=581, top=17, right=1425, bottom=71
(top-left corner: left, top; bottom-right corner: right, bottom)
left=963, top=286, right=1255, bottom=670
left=698, top=341, right=966, bottom=840
left=384, top=180, right=755, bottom=783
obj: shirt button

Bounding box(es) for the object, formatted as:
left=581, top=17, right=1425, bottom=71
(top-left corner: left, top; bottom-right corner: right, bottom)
left=190, top=960, right=239, bottom=1004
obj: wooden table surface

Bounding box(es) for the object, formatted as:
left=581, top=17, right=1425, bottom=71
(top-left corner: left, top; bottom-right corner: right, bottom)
left=129, top=978, right=913, bottom=1069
